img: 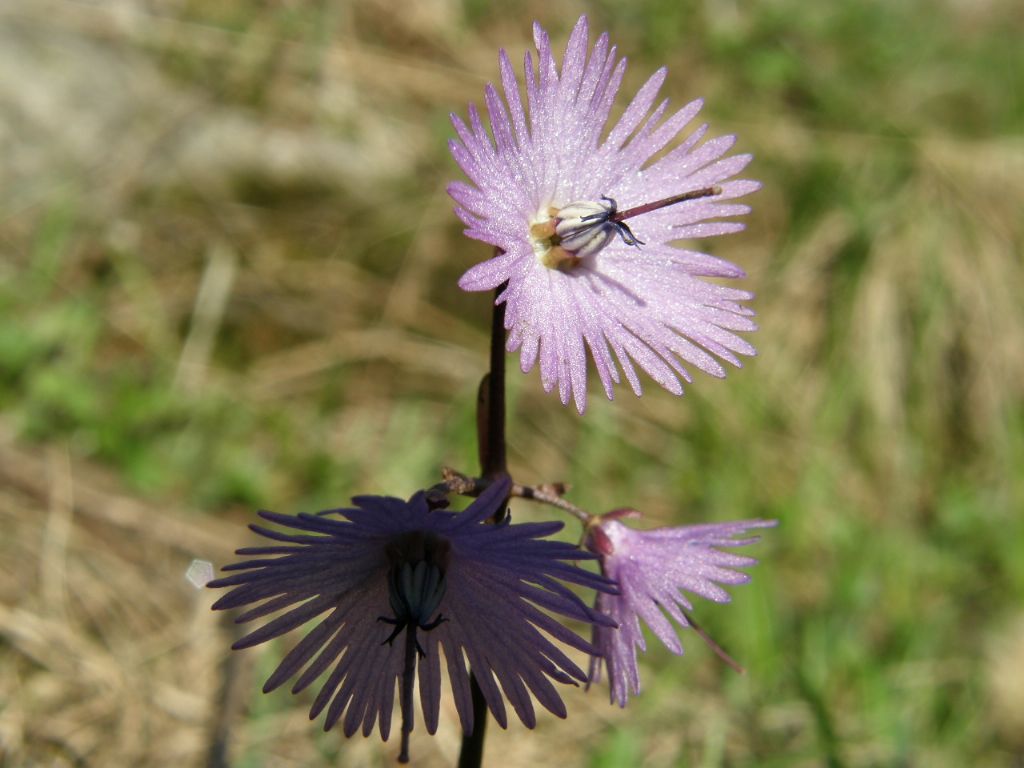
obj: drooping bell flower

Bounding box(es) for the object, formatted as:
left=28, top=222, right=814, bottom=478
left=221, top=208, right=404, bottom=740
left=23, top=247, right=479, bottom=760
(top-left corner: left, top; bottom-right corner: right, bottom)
left=584, top=509, right=775, bottom=706
left=210, top=477, right=614, bottom=762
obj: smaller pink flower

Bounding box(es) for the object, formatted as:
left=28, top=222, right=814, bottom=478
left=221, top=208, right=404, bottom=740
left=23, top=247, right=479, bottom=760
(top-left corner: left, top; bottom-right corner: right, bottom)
left=584, top=510, right=775, bottom=706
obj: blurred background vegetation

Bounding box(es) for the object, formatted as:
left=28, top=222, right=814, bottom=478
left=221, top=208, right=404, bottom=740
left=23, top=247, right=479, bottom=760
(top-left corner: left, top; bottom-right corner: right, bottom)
left=1, top=1, right=1022, bottom=766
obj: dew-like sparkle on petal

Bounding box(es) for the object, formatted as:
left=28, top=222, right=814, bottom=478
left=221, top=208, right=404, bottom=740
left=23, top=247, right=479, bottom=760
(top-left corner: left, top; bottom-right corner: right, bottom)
left=449, top=15, right=761, bottom=412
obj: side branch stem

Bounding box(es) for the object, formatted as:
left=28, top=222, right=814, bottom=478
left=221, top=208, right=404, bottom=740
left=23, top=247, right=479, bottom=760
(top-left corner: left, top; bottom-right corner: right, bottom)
left=434, top=468, right=590, bottom=524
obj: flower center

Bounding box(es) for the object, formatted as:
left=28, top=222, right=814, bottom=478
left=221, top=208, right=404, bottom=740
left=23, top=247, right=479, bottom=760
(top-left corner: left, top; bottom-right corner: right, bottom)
left=387, top=560, right=447, bottom=630
left=380, top=531, right=451, bottom=647
left=530, top=186, right=723, bottom=272
left=379, top=531, right=452, bottom=764
left=530, top=200, right=618, bottom=272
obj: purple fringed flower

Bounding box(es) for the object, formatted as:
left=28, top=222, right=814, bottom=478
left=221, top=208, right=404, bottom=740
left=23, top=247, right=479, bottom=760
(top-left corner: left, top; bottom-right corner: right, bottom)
left=209, top=477, right=613, bottom=762
left=449, top=16, right=759, bottom=413
left=584, top=510, right=775, bottom=706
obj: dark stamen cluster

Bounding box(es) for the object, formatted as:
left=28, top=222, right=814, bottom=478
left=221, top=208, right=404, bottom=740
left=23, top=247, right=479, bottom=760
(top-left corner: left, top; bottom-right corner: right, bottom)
left=379, top=531, right=452, bottom=654
left=580, top=196, right=644, bottom=247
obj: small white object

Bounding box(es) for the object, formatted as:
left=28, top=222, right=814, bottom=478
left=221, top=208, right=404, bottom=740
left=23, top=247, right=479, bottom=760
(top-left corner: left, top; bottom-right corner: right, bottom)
left=185, top=558, right=215, bottom=589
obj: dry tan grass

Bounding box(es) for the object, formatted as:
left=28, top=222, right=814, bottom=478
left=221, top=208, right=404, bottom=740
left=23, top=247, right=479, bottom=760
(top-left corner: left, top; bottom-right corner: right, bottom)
left=0, top=427, right=759, bottom=767
left=2, top=1, right=1023, bottom=766
left=0, top=431, right=231, bottom=766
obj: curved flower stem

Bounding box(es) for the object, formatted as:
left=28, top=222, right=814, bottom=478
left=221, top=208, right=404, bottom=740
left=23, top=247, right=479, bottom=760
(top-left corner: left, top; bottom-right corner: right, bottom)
left=459, top=277, right=509, bottom=768
left=679, top=608, right=746, bottom=675
left=507, top=481, right=590, bottom=523
left=398, top=628, right=418, bottom=763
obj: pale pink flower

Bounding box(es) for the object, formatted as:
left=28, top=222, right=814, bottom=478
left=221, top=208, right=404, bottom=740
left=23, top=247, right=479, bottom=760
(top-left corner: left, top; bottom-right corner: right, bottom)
left=584, top=511, right=775, bottom=706
left=449, top=16, right=759, bottom=413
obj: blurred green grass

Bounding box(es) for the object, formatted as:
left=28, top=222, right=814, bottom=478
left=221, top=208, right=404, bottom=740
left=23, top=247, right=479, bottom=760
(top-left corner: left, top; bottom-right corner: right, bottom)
left=2, top=0, right=1023, bottom=766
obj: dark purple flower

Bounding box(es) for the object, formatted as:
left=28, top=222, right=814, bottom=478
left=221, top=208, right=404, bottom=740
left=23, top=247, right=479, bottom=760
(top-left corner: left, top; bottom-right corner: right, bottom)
left=449, top=16, right=759, bottom=413
left=584, top=510, right=775, bottom=706
left=210, top=477, right=613, bottom=761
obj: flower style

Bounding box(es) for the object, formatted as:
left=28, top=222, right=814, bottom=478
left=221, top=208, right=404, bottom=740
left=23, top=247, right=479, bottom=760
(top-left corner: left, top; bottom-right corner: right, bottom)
left=209, top=477, right=614, bottom=762
left=449, top=16, right=760, bottom=413
left=584, top=510, right=775, bottom=706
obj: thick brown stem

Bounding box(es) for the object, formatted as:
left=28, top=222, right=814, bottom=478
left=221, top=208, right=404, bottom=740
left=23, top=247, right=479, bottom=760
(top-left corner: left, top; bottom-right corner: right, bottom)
left=459, top=278, right=508, bottom=768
